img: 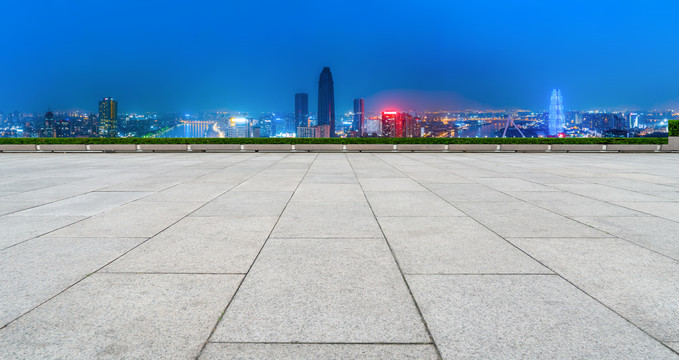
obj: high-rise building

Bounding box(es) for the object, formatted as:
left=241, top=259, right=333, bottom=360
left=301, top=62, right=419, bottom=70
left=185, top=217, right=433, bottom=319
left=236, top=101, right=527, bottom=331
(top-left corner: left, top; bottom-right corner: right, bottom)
left=548, top=89, right=565, bottom=136
left=353, top=98, right=364, bottom=136
left=226, top=117, right=250, bottom=138
left=98, top=97, right=118, bottom=137
left=295, top=93, right=309, bottom=131
left=317, top=67, right=335, bottom=137
left=404, top=114, right=419, bottom=138
left=382, top=111, right=404, bottom=137
left=41, top=109, right=56, bottom=137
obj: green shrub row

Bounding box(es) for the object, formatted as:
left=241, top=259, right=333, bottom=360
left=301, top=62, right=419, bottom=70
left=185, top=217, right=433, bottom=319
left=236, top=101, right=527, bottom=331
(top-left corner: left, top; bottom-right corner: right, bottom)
left=0, top=137, right=668, bottom=145
left=670, top=120, right=679, bottom=137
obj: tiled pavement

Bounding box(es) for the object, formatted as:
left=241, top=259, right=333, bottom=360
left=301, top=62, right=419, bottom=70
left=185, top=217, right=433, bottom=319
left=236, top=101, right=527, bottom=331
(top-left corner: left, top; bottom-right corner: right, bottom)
left=0, top=152, right=678, bottom=359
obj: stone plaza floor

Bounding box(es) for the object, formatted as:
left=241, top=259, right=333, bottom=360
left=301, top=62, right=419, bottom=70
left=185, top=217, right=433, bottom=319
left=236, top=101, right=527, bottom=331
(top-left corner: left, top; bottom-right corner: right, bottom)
left=0, top=152, right=678, bottom=359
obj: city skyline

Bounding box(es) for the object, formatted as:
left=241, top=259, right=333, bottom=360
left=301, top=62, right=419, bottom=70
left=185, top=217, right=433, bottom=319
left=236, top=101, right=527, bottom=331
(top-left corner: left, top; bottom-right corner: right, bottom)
left=1, top=1, right=678, bottom=114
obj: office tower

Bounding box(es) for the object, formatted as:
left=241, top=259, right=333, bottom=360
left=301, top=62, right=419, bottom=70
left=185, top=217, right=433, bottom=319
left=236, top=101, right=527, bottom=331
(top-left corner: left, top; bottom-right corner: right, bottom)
left=42, top=109, right=56, bottom=137
left=353, top=98, right=364, bottom=136
left=548, top=89, right=564, bottom=136
left=404, top=114, right=419, bottom=138
left=226, top=117, right=250, bottom=138
left=297, top=126, right=316, bottom=138
left=317, top=67, right=335, bottom=137
left=98, top=97, right=118, bottom=137
left=295, top=93, right=309, bottom=130
left=382, top=111, right=406, bottom=137
left=55, top=118, right=70, bottom=137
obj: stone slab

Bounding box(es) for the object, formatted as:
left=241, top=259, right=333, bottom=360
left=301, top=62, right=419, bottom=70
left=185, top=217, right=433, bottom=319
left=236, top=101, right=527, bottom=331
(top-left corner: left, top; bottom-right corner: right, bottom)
left=397, top=144, right=447, bottom=151
left=89, top=144, right=138, bottom=151
left=38, top=144, right=88, bottom=151
left=448, top=144, right=498, bottom=152
left=211, top=237, right=429, bottom=343
left=365, top=191, right=465, bottom=216
left=243, top=144, right=292, bottom=151
left=0, top=215, right=85, bottom=249
left=138, top=144, right=188, bottom=151
left=359, top=177, right=428, bottom=191
left=104, top=216, right=278, bottom=273
left=378, top=216, right=550, bottom=274
left=345, top=143, right=395, bottom=151
left=607, top=144, right=660, bottom=152
left=0, top=273, right=242, bottom=359
left=500, top=144, right=550, bottom=152
left=190, top=144, right=241, bottom=151
left=193, top=191, right=292, bottom=216
left=551, top=144, right=605, bottom=152
left=0, top=144, right=36, bottom=151
left=510, top=237, right=679, bottom=341
left=272, top=200, right=383, bottom=238
left=408, top=274, right=677, bottom=359
left=0, top=237, right=143, bottom=327
left=294, top=143, right=343, bottom=151
left=15, top=191, right=150, bottom=216
left=200, top=344, right=438, bottom=360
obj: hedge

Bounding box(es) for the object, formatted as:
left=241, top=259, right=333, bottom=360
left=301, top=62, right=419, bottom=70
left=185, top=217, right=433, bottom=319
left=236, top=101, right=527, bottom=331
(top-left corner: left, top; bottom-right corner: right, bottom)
left=670, top=120, right=679, bottom=137
left=0, top=137, right=668, bottom=145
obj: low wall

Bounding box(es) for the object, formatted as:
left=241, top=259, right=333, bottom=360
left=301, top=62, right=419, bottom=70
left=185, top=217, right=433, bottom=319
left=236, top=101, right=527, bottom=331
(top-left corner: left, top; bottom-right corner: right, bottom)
left=1, top=138, right=677, bottom=153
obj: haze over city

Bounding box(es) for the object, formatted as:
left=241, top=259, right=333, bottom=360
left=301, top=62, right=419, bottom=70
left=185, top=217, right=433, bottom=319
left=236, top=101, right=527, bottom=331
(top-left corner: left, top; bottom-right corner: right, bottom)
left=2, top=0, right=679, bottom=114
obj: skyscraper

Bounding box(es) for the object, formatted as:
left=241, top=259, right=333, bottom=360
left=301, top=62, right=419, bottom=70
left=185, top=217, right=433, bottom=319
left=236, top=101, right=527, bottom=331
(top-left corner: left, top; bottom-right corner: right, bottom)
left=548, top=89, right=564, bottom=136
left=353, top=98, right=364, bottom=136
left=317, top=67, right=335, bottom=137
left=295, top=93, right=309, bottom=130
left=98, top=97, right=118, bottom=137
left=41, top=109, right=55, bottom=137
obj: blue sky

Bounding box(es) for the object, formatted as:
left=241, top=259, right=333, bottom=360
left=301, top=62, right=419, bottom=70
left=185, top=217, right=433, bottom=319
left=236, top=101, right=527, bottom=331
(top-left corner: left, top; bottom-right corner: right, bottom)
left=1, top=0, right=677, bottom=113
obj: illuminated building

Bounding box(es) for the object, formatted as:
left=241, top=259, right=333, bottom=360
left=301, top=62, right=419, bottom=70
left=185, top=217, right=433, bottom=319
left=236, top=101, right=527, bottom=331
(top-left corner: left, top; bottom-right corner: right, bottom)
left=55, top=118, right=71, bottom=137
left=382, top=111, right=405, bottom=137
left=353, top=98, right=364, bottom=136
left=548, top=89, right=564, bottom=136
left=41, top=109, right=56, bottom=137
left=98, top=97, right=118, bottom=137
left=226, top=117, right=250, bottom=138
left=297, top=126, right=316, bottom=138
left=404, top=114, right=419, bottom=138
left=316, top=124, right=331, bottom=138
left=295, top=93, right=309, bottom=130
left=317, top=67, right=335, bottom=137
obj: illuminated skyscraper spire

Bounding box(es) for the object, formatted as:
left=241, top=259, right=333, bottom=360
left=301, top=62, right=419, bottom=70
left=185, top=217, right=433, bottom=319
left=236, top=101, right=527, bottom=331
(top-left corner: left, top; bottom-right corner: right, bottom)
left=548, top=89, right=564, bottom=136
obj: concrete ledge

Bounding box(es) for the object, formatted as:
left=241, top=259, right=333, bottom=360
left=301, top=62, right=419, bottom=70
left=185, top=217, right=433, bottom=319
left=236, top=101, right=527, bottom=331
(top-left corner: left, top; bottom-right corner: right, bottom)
left=242, top=144, right=292, bottom=152
left=397, top=144, right=447, bottom=151
left=448, top=144, right=498, bottom=152
left=0, top=144, right=37, bottom=151
left=190, top=144, right=241, bottom=151
left=345, top=144, right=395, bottom=152
left=294, top=144, right=343, bottom=152
left=39, top=144, right=88, bottom=152
left=606, top=144, right=661, bottom=152
left=89, top=144, right=138, bottom=152
left=551, top=144, right=605, bottom=152
left=500, top=144, right=550, bottom=152
left=138, top=144, right=188, bottom=152
left=668, top=137, right=679, bottom=151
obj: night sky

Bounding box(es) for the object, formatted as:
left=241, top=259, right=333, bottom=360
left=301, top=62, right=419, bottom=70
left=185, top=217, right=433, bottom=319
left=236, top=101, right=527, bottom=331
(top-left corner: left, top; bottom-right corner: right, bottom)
left=1, top=0, right=678, bottom=114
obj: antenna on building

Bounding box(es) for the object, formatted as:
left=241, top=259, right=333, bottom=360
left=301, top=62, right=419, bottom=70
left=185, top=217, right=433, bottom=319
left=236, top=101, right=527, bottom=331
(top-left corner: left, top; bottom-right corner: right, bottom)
left=502, top=113, right=525, bottom=138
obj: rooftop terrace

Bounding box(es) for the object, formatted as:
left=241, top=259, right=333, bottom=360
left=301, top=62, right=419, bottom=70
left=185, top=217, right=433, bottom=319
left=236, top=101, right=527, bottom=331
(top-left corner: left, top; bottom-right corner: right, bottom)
left=1, top=152, right=678, bottom=359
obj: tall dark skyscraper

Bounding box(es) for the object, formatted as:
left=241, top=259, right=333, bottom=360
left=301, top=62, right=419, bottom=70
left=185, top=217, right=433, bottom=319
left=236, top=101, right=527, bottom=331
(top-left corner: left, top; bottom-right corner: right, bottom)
left=294, top=93, right=309, bottom=130
left=317, top=67, right=335, bottom=137
left=353, top=98, right=364, bottom=136
left=98, top=97, right=118, bottom=137
left=41, top=109, right=55, bottom=138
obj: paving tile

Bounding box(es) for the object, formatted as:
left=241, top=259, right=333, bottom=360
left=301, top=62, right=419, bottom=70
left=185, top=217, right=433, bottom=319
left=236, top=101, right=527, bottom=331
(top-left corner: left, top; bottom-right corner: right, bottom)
left=46, top=201, right=203, bottom=238
left=0, top=274, right=242, bottom=359
left=507, top=191, right=646, bottom=217
left=272, top=201, right=383, bottom=238
left=0, top=201, right=35, bottom=216
left=193, top=191, right=292, bottom=217
left=104, top=216, right=278, bottom=273
left=426, top=183, right=518, bottom=202
left=100, top=176, right=187, bottom=192
left=0, top=237, right=143, bottom=327
left=200, top=344, right=438, bottom=360
left=15, top=191, right=151, bottom=216
left=574, top=216, right=679, bottom=260
left=139, top=182, right=230, bottom=202
left=292, top=183, right=365, bottom=202
left=0, top=215, right=85, bottom=249
left=408, top=275, right=676, bottom=359
left=301, top=173, right=358, bottom=184
left=455, top=201, right=610, bottom=238
left=378, top=216, right=549, bottom=274
left=509, top=237, right=679, bottom=342
left=550, top=183, right=668, bottom=202
left=359, top=177, right=428, bottom=192
left=211, top=237, right=429, bottom=343
left=365, top=191, right=465, bottom=217
left=612, top=201, right=679, bottom=222
left=476, top=177, right=557, bottom=192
